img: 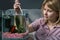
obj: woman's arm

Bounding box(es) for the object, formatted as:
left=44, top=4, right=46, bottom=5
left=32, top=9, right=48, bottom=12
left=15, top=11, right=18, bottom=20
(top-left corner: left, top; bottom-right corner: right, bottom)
left=28, top=25, right=35, bottom=33
left=27, top=19, right=41, bottom=33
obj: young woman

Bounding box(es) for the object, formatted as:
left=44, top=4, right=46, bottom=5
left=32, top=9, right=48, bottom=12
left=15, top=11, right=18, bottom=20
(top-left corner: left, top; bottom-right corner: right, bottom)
left=28, top=0, right=60, bottom=40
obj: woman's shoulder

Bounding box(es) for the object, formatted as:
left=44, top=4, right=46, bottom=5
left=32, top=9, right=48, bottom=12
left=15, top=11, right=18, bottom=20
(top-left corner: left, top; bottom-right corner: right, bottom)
left=35, top=17, right=45, bottom=25
left=35, top=17, right=44, bottom=21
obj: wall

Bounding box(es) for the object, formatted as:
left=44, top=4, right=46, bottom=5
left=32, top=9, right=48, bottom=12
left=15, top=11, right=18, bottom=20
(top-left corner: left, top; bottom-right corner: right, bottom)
left=0, top=0, right=43, bottom=10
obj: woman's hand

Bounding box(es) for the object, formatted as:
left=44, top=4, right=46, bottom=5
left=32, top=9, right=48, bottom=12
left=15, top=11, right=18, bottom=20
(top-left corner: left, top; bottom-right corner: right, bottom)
left=13, top=1, right=21, bottom=13
left=21, top=30, right=29, bottom=36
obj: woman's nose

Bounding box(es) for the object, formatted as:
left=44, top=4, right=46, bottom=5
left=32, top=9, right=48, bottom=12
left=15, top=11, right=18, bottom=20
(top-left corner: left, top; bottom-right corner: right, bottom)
left=44, top=10, right=48, bottom=15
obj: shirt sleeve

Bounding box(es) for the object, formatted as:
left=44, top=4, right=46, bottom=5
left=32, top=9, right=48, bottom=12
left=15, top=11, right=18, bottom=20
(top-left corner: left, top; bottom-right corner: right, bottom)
left=29, top=18, right=43, bottom=31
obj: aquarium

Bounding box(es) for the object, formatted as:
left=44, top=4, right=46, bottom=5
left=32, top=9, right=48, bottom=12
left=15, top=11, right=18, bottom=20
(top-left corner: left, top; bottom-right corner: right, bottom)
left=2, top=9, right=29, bottom=40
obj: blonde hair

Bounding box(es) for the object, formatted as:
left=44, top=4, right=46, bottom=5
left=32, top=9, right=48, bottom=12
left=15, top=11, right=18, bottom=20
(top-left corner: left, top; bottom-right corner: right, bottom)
left=42, top=0, right=60, bottom=24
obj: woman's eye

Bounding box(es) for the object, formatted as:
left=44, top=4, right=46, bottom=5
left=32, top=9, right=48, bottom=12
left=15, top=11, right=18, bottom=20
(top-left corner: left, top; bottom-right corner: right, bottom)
left=48, top=10, right=52, bottom=12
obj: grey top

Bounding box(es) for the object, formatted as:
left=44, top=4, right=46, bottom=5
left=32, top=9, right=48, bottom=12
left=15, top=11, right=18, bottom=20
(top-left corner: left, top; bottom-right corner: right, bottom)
left=30, top=18, right=60, bottom=40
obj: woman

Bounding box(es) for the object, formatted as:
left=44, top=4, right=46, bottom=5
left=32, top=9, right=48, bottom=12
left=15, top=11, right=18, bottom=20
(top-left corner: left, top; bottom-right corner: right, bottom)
left=28, top=0, right=60, bottom=40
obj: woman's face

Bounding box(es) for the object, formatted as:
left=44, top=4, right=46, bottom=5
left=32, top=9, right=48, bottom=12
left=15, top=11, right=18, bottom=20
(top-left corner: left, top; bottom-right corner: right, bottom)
left=43, top=4, right=58, bottom=21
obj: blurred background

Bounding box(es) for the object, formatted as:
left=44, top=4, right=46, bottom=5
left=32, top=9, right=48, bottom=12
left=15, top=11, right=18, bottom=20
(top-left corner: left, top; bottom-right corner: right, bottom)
left=0, top=0, right=43, bottom=10
left=0, top=0, right=44, bottom=40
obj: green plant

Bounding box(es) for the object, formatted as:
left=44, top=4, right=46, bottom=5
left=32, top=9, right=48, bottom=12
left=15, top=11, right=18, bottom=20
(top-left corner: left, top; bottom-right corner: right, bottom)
left=16, top=15, right=26, bottom=33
